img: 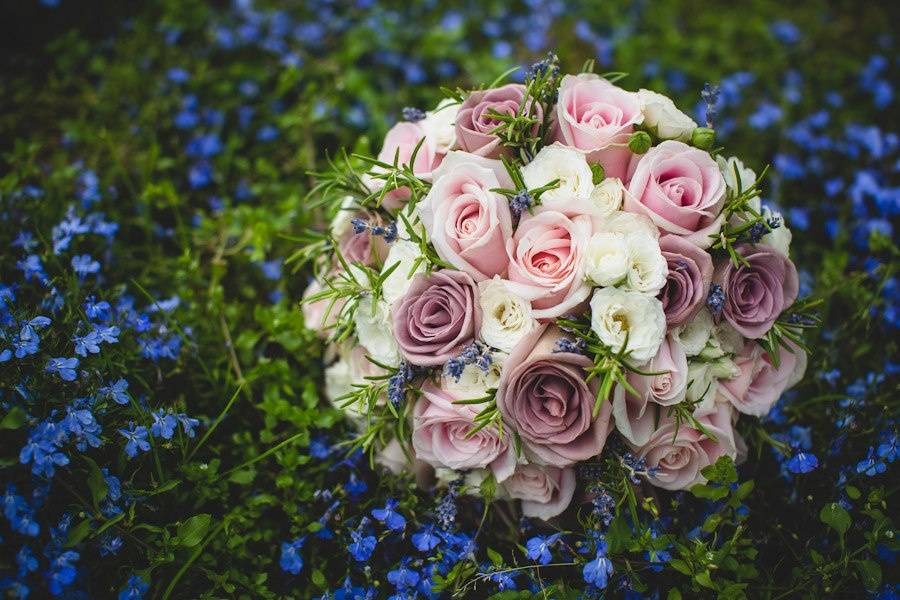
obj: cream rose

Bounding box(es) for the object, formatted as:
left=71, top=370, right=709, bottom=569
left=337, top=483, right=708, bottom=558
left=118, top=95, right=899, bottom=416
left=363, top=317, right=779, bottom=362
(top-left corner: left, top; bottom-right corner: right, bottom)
left=421, top=98, right=459, bottom=153
left=477, top=277, right=539, bottom=352
left=355, top=296, right=401, bottom=367
left=589, top=287, right=666, bottom=364
left=637, top=89, right=697, bottom=142
left=584, top=232, right=630, bottom=287
left=380, top=240, right=426, bottom=306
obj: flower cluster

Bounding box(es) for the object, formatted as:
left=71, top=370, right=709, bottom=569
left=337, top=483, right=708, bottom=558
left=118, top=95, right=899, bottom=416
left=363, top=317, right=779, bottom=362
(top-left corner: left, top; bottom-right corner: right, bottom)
left=302, top=57, right=811, bottom=520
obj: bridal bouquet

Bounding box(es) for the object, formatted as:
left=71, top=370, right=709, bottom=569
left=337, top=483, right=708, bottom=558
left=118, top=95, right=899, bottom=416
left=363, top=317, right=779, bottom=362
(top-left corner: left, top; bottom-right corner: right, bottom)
left=300, top=55, right=814, bottom=520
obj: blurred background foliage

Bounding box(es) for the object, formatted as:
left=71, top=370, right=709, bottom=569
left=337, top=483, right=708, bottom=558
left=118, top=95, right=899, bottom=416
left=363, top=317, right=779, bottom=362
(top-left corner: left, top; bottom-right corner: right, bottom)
left=0, top=0, right=897, bottom=598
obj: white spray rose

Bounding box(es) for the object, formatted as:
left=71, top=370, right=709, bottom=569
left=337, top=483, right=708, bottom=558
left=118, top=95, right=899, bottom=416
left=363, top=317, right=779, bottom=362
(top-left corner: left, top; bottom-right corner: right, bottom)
left=589, top=287, right=666, bottom=364
left=521, top=144, right=594, bottom=206
left=584, top=232, right=630, bottom=286
left=673, top=308, right=715, bottom=356
left=637, top=89, right=697, bottom=142
left=589, top=177, right=624, bottom=216
left=625, top=232, right=668, bottom=294
left=443, top=351, right=506, bottom=399
left=594, top=210, right=660, bottom=240
left=716, top=155, right=758, bottom=198
left=761, top=207, right=792, bottom=257
left=478, top=278, right=538, bottom=352
left=420, top=98, right=459, bottom=153
left=380, top=240, right=426, bottom=306
left=354, top=296, right=400, bottom=367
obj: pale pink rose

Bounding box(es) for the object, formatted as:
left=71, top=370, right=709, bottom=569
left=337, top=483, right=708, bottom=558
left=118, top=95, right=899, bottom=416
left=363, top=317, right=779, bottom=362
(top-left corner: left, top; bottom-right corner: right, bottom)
left=631, top=403, right=737, bottom=491
left=456, top=84, right=543, bottom=158
left=624, top=140, right=726, bottom=248
left=502, top=463, right=576, bottom=520
left=714, top=244, right=799, bottom=339
left=718, top=341, right=807, bottom=417
left=506, top=211, right=592, bottom=320
left=338, top=214, right=389, bottom=266
left=412, top=381, right=516, bottom=482
left=554, top=73, right=643, bottom=179
left=392, top=269, right=482, bottom=366
left=373, top=121, right=441, bottom=209
left=302, top=277, right=345, bottom=337
left=657, top=234, right=714, bottom=326
left=418, top=155, right=513, bottom=281
left=496, top=325, right=614, bottom=466
left=616, top=335, right=688, bottom=446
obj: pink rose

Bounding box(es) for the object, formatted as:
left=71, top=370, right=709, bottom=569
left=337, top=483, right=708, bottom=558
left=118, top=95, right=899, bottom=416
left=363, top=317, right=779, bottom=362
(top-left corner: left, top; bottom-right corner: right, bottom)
left=631, top=403, right=737, bottom=491
left=506, top=211, right=592, bottom=319
left=412, top=381, right=516, bottom=482
left=657, top=234, right=713, bottom=326
left=496, top=325, right=614, bottom=466
left=339, top=214, right=389, bottom=266
left=624, top=140, right=726, bottom=248
left=456, top=84, right=543, bottom=158
left=502, top=463, right=576, bottom=520
left=616, top=335, right=688, bottom=446
left=714, top=244, right=799, bottom=339
left=373, top=121, right=441, bottom=209
left=418, top=154, right=513, bottom=281
left=302, top=277, right=345, bottom=337
left=718, top=341, right=807, bottom=417
left=392, top=269, right=482, bottom=366
left=554, top=73, right=643, bottom=179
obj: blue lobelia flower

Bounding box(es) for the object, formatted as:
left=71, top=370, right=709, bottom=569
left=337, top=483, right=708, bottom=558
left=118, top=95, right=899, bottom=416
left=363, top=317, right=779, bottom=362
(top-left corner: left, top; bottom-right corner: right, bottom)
left=71, top=254, right=100, bottom=278
left=349, top=525, right=377, bottom=562
left=150, top=409, right=177, bottom=440
left=412, top=525, right=441, bottom=552
left=786, top=451, right=818, bottom=474
left=176, top=414, right=200, bottom=438
left=371, top=498, right=406, bottom=531
left=118, top=575, right=149, bottom=600
left=73, top=330, right=102, bottom=356
left=525, top=533, right=561, bottom=565
left=46, top=357, right=80, bottom=381
left=387, top=559, right=419, bottom=590
left=279, top=538, right=305, bottom=575
left=583, top=541, right=613, bottom=588
left=100, top=379, right=130, bottom=405
left=118, top=423, right=150, bottom=458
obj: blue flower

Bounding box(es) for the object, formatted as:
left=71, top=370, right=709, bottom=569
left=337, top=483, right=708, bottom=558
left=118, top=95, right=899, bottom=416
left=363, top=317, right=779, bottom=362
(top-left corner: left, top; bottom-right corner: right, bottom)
left=786, top=451, right=818, bottom=474
left=412, top=525, right=441, bottom=552
left=582, top=542, right=613, bottom=588
left=46, top=357, right=80, bottom=381
left=118, top=575, right=149, bottom=600
left=525, top=533, right=560, bottom=565
left=150, top=409, right=177, bottom=439
left=387, top=559, right=419, bottom=590
left=371, top=498, right=406, bottom=531
left=84, top=297, right=111, bottom=320
left=95, top=325, right=120, bottom=344
left=166, top=67, right=190, bottom=83
left=100, top=379, right=130, bottom=405
left=100, top=534, right=124, bottom=556
left=17, top=255, right=48, bottom=284
left=177, top=414, right=200, bottom=438
left=73, top=330, right=102, bottom=356
left=46, top=550, right=80, bottom=595
left=348, top=527, right=377, bottom=561
left=118, top=423, right=151, bottom=458
left=71, top=254, right=100, bottom=278
left=16, top=546, right=38, bottom=575
left=279, top=538, right=305, bottom=575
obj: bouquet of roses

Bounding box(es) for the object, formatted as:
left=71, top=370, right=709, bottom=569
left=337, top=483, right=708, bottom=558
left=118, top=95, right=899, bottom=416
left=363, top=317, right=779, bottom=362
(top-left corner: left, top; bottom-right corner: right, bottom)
left=299, top=54, right=814, bottom=520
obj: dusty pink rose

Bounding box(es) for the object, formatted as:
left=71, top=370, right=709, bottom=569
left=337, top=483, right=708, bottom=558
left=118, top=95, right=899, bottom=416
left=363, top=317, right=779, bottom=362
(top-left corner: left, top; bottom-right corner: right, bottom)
left=624, top=140, right=726, bottom=248
left=506, top=211, right=592, bottom=319
left=554, top=73, right=643, bottom=179
left=412, top=381, right=516, bottom=482
left=631, top=403, right=737, bottom=491
left=616, top=335, right=688, bottom=446
left=714, top=244, right=799, bottom=339
left=418, top=154, right=513, bottom=281
left=496, top=325, right=614, bottom=466
left=392, top=269, right=482, bottom=366
left=502, top=463, right=576, bottom=520
left=372, top=121, right=441, bottom=209
left=456, top=84, right=543, bottom=158
left=302, top=277, right=345, bottom=337
left=657, top=234, right=713, bottom=326
left=718, top=341, right=807, bottom=417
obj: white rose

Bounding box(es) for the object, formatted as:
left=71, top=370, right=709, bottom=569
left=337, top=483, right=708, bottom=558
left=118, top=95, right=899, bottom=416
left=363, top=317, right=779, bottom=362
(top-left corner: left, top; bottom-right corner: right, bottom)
left=673, top=308, right=714, bottom=356
left=716, top=155, right=758, bottom=198
left=637, top=89, right=697, bottom=142
left=355, top=296, right=400, bottom=367
left=521, top=144, right=594, bottom=207
left=761, top=207, right=792, bottom=257
left=324, top=358, right=355, bottom=411
left=443, top=350, right=506, bottom=398
left=421, top=98, right=459, bottom=153
left=478, top=278, right=538, bottom=352
left=380, top=240, right=425, bottom=306
left=330, top=195, right=359, bottom=238
left=700, top=320, right=744, bottom=360
left=589, top=177, right=624, bottom=216
left=589, top=287, right=666, bottom=364
left=593, top=210, right=659, bottom=240
left=625, top=232, right=668, bottom=294
left=584, top=232, right=630, bottom=286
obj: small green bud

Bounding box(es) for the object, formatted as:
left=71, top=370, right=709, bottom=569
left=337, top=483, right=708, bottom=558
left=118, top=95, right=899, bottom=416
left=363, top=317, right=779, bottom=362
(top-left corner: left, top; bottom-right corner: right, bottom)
left=691, top=127, right=716, bottom=150
left=590, top=163, right=605, bottom=185
left=627, top=131, right=652, bottom=154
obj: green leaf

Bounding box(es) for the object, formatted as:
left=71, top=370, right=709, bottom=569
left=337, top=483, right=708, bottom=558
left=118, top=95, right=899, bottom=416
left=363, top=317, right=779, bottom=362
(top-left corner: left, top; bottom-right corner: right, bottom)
left=846, top=485, right=861, bottom=500
left=854, top=560, right=882, bottom=591
left=83, top=456, right=108, bottom=506
left=0, top=407, right=27, bottom=430
left=176, top=514, right=213, bottom=547
left=667, top=590, right=682, bottom=600
left=65, top=518, right=92, bottom=548
left=818, top=503, right=851, bottom=537
left=695, top=571, right=715, bottom=589
left=311, top=569, right=326, bottom=588
left=690, top=483, right=728, bottom=501
left=700, top=456, right=737, bottom=484
left=487, top=547, right=503, bottom=567
left=607, top=513, right=633, bottom=553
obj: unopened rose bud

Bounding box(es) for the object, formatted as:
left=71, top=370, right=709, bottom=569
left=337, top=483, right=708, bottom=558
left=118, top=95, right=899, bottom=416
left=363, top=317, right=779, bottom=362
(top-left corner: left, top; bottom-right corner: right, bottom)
left=691, top=127, right=716, bottom=150
left=627, top=131, right=652, bottom=154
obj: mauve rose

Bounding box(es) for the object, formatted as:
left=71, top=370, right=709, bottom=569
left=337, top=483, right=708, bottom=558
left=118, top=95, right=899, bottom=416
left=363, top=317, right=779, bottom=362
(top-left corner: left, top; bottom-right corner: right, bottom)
left=714, top=244, right=799, bottom=339
left=507, top=211, right=593, bottom=320
left=624, top=140, right=726, bottom=248
left=718, top=341, right=807, bottom=417
left=657, top=234, right=713, bottom=326
left=392, top=269, right=482, bottom=366
left=502, top=463, right=576, bottom=520
left=373, top=121, right=441, bottom=209
left=554, top=73, right=643, bottom=179
left=418, top=154, right=513, bottom=281
left=631, top=403, right=737, bottom=491
left=456, top=84, right=543, bottom=158
left=496, top=325, right=614, bottom=466
left=412, top=381, right=516, bottom=482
